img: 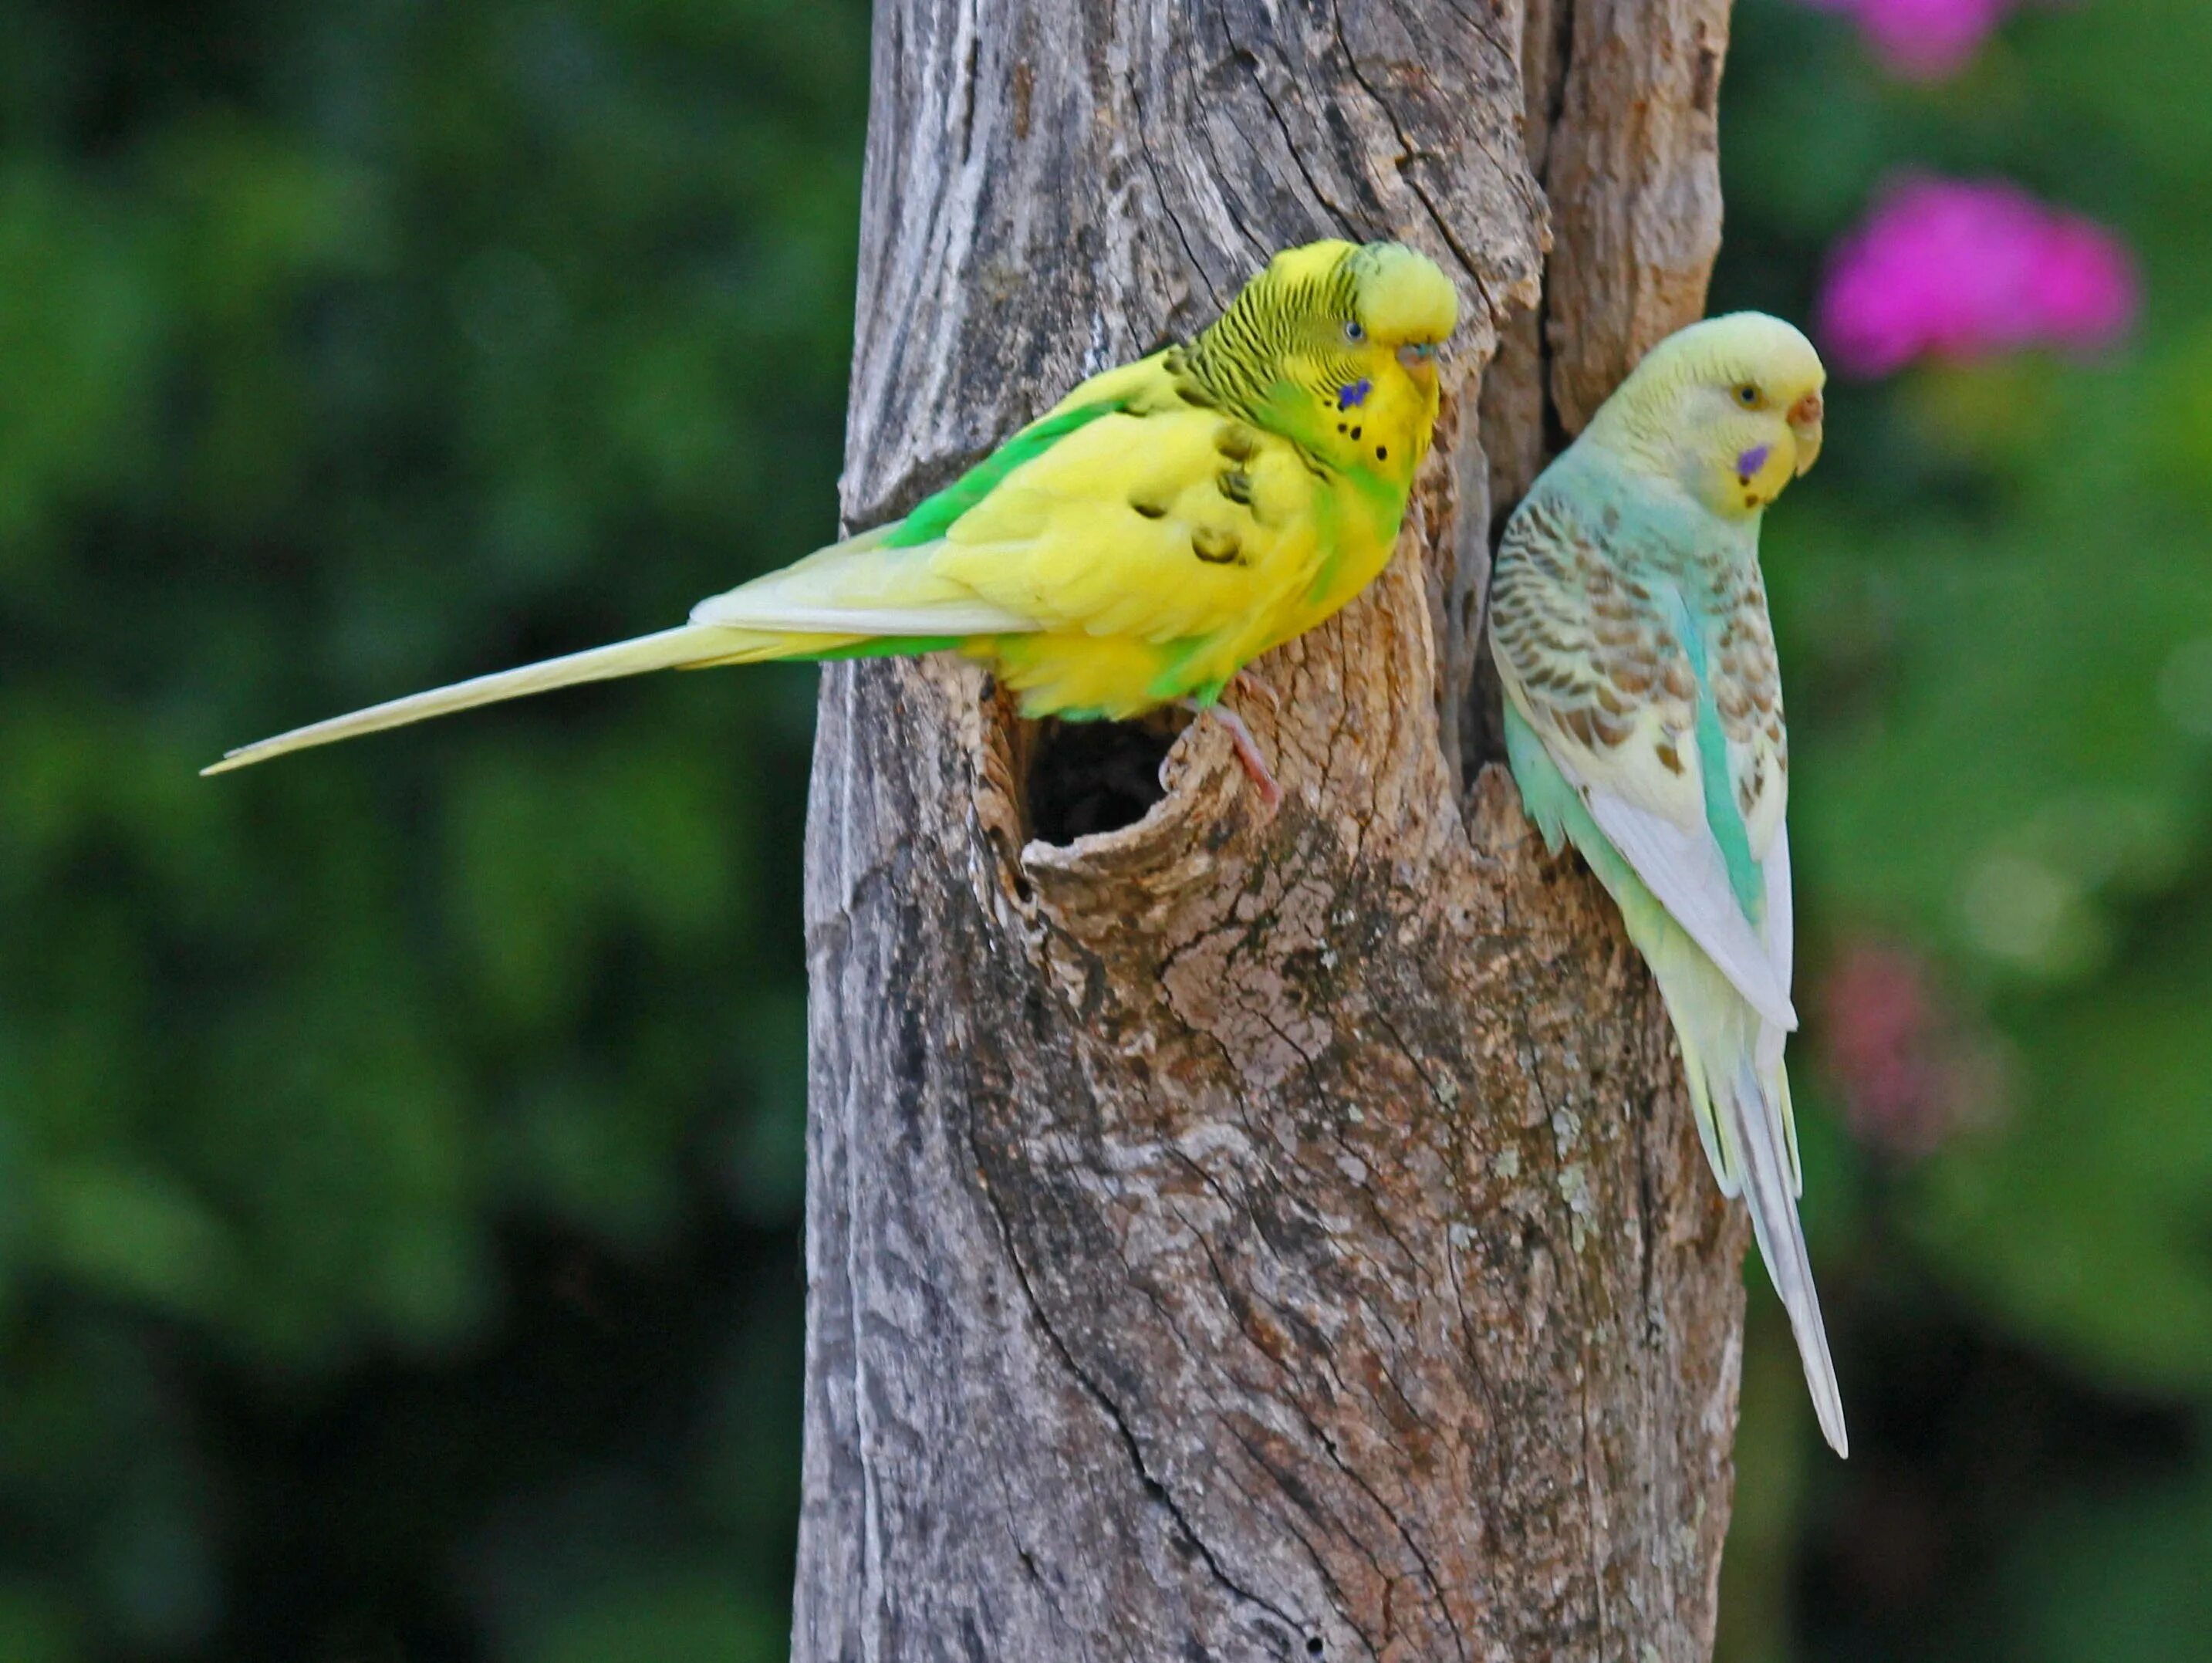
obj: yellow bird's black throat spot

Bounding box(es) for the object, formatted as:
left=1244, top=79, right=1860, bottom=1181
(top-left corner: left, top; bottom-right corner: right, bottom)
left=1192, top=527, right=1243, bottom=565
left=1130, top=495, right=1168, bottom=519
left=1216, top=469, right=1254, bottom=505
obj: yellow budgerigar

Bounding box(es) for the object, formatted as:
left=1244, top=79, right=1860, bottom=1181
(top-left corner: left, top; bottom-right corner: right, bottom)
left=208, top=240, right=1460, bottom=799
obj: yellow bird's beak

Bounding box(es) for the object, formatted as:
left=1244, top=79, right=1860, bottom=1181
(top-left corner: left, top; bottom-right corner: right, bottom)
left=1396, top=340, right=1439, bottom=390
left=1789, top=389, right=1825, bottom=476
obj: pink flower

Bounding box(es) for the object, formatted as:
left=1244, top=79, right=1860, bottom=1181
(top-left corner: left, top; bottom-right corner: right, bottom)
left=1816, top=176, right=2139, bottom=377
left=1800, top=0, right=2022, bottom=79
left=1820, top=942, right=2004, bottom=1158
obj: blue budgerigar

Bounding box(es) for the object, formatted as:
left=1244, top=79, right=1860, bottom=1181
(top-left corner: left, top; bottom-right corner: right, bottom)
left=1488, top=314, right=1846, bottom=1455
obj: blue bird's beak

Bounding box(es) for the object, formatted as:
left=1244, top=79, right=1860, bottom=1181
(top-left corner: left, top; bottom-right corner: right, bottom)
left=1789, top=390, right=1825, bottom=476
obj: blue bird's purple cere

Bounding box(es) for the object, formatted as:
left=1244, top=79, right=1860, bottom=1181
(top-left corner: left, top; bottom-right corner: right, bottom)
left=1737, top=444, right=1771, bottom=480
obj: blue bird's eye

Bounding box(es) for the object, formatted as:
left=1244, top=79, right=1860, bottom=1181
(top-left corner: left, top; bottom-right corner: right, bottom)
left=1344, top=319, right=1366, bottom=343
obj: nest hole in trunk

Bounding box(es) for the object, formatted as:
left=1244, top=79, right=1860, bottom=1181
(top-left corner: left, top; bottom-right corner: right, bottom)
left=1020, top=708, right=1190, bottom=845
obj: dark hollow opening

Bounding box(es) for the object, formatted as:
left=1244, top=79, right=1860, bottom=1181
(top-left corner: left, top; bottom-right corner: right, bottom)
left=1023, top=713, right=1185, bottom=844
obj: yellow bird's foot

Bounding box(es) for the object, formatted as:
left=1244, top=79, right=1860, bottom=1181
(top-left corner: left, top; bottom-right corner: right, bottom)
left=1229, top=668, right=1282, bottom=715
left=1187, top=699, right=1282, bottom=810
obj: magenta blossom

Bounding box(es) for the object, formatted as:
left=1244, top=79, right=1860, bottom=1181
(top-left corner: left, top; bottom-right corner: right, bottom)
left=1816, top=176, right=2139, bottom=378
left=1800, top=0, right=2024, bottom=79
left=1821, top=942, right=2004, bottom=1159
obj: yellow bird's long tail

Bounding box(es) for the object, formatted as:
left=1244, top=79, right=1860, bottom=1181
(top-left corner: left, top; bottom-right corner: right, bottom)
left=204, top=525, right=1052, bottom=775
left=202, top=623, right=798, bottom=775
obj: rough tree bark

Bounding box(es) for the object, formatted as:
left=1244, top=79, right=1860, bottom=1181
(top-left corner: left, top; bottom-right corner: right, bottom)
left=796, top=2, right=1747, bottom=1659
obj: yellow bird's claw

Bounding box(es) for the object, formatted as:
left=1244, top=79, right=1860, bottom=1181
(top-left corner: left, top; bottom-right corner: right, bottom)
left=1229, top=668, right=1283, bottom=717
left=1201, top=701, right=1283, bottom=811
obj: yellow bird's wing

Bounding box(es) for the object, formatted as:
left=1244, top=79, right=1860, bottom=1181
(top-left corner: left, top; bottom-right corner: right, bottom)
left=927, top=401, right=1325, bottom=648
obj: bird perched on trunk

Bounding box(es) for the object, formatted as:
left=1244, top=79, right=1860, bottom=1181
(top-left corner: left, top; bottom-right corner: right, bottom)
left=207, top=239, right=1459, bottom=801
left=1488, top=313, right=1848, bottom=1455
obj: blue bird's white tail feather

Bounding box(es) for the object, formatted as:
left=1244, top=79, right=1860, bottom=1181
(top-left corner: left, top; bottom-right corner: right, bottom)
left=1714, top=1053, right=1848, bottom=1457
left=1670, top=969, right=1844, bottom=1457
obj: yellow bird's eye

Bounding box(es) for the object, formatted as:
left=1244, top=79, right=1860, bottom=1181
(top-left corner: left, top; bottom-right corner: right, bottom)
left=1343, top=319, right=1366, bottom=343
left=1735, top=384, right=1762, bottom=407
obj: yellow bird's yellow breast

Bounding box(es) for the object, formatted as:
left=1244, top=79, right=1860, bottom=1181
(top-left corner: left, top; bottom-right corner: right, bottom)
left=909, top=330, right=1424, bottom=721
left=930, top=404, right=1334, bottom=715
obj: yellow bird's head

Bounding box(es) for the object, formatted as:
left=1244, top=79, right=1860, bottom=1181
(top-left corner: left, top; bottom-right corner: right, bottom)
left=1192, top=238, right=1460, bottom=478
left=1587, top=311, right=1828, bottom=519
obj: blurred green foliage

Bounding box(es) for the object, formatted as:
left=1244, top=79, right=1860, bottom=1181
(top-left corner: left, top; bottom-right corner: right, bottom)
left=3, top=0, right=2207, bottom=1658
left=1717, top=0, right=2212, bottom=1655
left=0, top=0, right=863, bottom=1655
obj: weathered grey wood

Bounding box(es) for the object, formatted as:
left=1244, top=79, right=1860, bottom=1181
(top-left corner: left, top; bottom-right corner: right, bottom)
left=797, top=2, right=1745, bottom=1658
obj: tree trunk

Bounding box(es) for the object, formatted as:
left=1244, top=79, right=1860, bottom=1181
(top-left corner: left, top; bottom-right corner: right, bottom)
left=795, top=2, right=1747, bottom=1659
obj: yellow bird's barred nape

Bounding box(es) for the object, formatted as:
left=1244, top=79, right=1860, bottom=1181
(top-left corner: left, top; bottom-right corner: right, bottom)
left=1181, top=240, right=1376, bottom=412
left=1180, top=239, right=1459, bottom=421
